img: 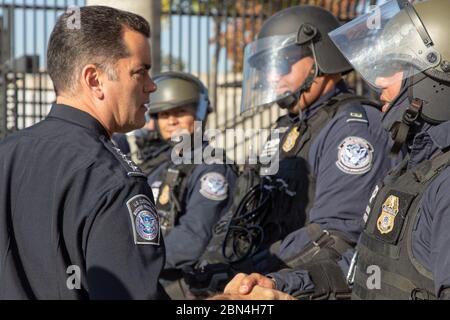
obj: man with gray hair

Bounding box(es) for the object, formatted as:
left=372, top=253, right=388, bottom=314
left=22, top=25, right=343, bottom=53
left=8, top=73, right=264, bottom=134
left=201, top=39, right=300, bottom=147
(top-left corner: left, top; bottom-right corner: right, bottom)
left=0, top=6, right=168, bottom=299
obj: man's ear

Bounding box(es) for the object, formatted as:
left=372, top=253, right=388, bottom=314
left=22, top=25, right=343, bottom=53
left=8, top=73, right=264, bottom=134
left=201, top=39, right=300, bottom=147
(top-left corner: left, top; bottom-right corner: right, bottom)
left=81, top=64, right=104, bottom=100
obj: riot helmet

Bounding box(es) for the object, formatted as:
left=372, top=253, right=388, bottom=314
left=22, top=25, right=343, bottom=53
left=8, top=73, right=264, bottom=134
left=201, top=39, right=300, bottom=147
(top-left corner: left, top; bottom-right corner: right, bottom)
left=330, top=0, right=450, bottom=153
left=241, top=5, right=352, bottom=113
left=148, top=71, right=212, bottom=122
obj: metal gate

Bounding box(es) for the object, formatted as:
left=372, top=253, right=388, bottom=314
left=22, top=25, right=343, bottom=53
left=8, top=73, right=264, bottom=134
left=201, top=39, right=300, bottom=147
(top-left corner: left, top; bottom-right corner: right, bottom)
left=1, top=0, right=381, bottom=150
left=0, top=0, right=85, bottom=139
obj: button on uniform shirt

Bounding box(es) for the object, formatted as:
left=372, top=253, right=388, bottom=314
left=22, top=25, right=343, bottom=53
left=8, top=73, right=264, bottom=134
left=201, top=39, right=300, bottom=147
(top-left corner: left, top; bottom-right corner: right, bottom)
left=0, top=104, right=168, bottom=300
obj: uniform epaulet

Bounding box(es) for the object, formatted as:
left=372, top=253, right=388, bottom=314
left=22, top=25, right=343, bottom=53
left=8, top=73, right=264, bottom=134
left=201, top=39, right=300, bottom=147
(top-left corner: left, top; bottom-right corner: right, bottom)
left=326, top=94, right=374, bottom=125
left=100, top=136, right=147, bottom=179
left=345, top=104, right=369, bottom=125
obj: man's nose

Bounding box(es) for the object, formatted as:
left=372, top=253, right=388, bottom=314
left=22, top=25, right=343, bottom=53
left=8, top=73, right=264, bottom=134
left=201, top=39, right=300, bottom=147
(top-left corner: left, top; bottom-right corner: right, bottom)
left=145, top=77, right=157, bottom=93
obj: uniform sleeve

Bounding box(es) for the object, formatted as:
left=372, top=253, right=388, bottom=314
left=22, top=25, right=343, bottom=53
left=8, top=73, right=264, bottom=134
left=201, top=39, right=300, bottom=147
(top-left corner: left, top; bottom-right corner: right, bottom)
left=267, top=269, right=314, bottom=295
left=84, top=179, right=168, bottom=300
left=307, top=111, right=392, bottom=240
left=274, top=107, right=394, bottom=293
left=164, top=164, right=236, bottom=269
left=416, top=171, right=450, bottom=298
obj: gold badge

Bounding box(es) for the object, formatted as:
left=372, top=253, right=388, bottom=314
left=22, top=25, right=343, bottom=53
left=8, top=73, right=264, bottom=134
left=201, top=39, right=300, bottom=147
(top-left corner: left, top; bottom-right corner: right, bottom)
left=282, top=127, right=300, bottom=153
left=377, top=195, right=399, bottom=234
left=158, top=185, right=170, bottom=206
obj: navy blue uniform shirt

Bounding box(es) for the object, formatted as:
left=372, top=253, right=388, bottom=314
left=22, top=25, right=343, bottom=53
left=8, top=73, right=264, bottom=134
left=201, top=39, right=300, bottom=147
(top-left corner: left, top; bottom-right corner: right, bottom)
left=268, top=82, right=400, bottom=294
left=404, top=120, right=450, bottom=297
left=148, top=146, right=237, bottom=270
left=0, top=104, right=168, bottom=299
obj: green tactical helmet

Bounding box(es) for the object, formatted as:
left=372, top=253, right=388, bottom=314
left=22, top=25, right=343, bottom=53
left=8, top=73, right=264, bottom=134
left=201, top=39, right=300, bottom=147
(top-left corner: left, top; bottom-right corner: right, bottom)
left=148, top=71, right=212, bottom=121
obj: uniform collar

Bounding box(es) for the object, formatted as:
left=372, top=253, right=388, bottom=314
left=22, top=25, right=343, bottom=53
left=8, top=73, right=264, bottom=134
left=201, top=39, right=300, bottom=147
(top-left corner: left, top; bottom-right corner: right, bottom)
left=286, top=113, right=301, bottom=124
left=407, top=121, right=450, bottom=169
left=427, top=121, right=450, bottom=150
left=47, top=104, right=109, bottom=138
left=302, top=80, right=349, bottom=120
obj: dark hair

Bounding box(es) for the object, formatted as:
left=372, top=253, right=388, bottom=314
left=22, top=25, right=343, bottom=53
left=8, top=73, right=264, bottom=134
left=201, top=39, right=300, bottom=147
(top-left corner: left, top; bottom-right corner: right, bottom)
left=47, top=6, right=150, bottom=95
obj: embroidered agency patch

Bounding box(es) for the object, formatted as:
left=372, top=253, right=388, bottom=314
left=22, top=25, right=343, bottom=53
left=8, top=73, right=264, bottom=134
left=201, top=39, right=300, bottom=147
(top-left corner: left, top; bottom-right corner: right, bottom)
left=199, top=172, right=228, bottom=201
left=336, top=136, right=373, bottom=175
left=126, top=194, right=160, bottom=245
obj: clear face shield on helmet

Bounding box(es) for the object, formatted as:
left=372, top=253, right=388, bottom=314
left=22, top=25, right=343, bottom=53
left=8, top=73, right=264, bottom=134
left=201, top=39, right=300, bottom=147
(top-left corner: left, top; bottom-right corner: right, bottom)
left=328, top=0, right=440, bottom=91
left=240, top=33, right=313, bottom=114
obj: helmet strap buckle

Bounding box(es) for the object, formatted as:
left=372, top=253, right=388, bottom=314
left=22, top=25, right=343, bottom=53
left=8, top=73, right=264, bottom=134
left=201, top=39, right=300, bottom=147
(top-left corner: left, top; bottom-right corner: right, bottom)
left=389, top=98, right=423, bottom=156
left=403, top=98, right=423, bottom=125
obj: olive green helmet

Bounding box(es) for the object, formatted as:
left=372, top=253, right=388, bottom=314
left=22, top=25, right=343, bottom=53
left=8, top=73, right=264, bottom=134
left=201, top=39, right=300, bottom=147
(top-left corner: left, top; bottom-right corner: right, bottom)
left=148, top=71, right=212, bottom=121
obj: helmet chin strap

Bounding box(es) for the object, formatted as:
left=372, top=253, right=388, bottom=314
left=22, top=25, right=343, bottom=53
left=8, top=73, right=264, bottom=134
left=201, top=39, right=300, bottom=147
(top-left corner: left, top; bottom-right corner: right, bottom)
left=389, top=98, right=423, bottom=155
left=276, top=62, right=317, bottom=110
left=388, top=76, right=424, bottom=156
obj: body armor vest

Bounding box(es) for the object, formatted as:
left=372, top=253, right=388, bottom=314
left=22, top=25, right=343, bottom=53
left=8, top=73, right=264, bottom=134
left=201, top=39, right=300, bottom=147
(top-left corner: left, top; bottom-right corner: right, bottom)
left=154, top=147, right=233, bottom=236
left=351, top=150, right=450, bottom=300
left=136, top=132, right=171, bottom=176
left=186, top=94, right=378, bottom=296
left=227, top=93, right=375, bottom=264
left=154, top=162, right=196, bottom=236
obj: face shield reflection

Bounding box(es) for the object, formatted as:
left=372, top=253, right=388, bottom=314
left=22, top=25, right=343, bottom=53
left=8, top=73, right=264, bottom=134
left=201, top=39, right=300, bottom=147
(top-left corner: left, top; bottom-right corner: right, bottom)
left=241, top=33, right=311, bottom=114
left=328, top=0, right=440, bottom=90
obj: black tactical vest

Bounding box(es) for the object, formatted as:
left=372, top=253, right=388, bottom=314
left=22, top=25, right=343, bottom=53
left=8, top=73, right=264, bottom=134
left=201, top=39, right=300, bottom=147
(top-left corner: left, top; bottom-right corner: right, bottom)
left=195, top=94, right=376, bottom=274
left=154, top=162, right=196, bottom=236
left=351, top=150, right=450, bottom=300
left=153, top=146, right=234, bottom=237
left=137, top=133, right=171, bottom=176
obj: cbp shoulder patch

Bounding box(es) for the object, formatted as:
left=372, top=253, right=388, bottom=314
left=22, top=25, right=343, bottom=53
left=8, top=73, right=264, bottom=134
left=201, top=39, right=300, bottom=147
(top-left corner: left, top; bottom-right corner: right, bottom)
left=199, top=172, right=228, bottom=201
left=126, top=194, right=160, bottom=245
left=336, top=136, right=374, bottom=175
